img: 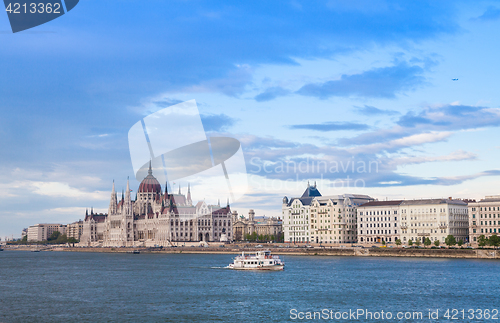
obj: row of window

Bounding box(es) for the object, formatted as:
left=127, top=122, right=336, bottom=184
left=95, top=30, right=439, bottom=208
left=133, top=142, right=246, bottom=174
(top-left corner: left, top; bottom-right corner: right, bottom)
left=359, top=217, right=397, bottom=222
left=472, top=214, right=498, bottom=219
left=471, top=206, right=500, bottom=211
left=359, top=210, right=397, bottom=216
left=360, top=230, right=397, bottom=235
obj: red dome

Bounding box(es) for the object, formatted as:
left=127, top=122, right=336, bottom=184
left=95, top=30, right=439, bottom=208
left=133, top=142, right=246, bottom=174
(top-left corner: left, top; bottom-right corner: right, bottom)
left=138, top=163, right=162, bottom=193
left=139, top=174, right=162, bottom=193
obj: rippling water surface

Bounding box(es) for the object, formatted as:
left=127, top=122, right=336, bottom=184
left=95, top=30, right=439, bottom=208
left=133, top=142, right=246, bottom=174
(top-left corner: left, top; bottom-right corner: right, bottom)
left=1, top=251, right=499, bottom=322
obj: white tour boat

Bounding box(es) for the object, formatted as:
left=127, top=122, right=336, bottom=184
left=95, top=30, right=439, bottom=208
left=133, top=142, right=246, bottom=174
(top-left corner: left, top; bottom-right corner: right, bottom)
left=228, top=250, right=284, bottom=270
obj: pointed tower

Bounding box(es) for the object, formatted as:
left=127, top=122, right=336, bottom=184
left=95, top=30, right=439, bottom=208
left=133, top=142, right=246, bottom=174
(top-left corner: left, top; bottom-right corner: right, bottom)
left=187, top=183, right=192, bottom=205
left=125, top=177, right=131, bottom=205
left=123, top=176, right=133, bottom=245
left=108, top=180, right=118, bottom=215
left=178, top=184, right=181, bottom=195
left=148, top=160, right=152, bottom=176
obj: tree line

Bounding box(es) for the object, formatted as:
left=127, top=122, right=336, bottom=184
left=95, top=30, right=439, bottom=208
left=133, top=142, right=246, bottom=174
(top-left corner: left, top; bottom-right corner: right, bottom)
left=9, top=231, right=79, bottom=245
left=244, top=232, right=284, bottom=243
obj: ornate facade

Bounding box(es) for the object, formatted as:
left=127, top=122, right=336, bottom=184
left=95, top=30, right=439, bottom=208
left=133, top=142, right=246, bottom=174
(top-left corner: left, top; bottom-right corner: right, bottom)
left=80, top=163, right=232, bottom=247
left=232, top=210, right=282, bottom=241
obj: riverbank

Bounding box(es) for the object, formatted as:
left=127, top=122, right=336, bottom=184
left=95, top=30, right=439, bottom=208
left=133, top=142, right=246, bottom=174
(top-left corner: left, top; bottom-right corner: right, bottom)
left=4, top=245, right=499, bottom=259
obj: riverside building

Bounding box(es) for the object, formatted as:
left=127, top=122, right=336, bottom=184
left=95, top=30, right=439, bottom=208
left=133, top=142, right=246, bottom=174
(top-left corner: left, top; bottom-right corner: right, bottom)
left=232, top=209, right=282, bottom=241
left=357, top=200, right=402, bottom=244
left=80, top=163, right=232, bottom=247
left=310, top=194, right=374, bottom=244
left=400, top=198, right=469, bottom=244
left=27, top=223, right=65, bottom=241
left=282, top=182, right=321, bottom=243
left=468, top=195, right=500, bottom=243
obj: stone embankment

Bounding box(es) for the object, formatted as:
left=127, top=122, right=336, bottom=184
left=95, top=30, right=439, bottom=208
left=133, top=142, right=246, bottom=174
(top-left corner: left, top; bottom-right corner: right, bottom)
left=5, top=245, right=497, bottom=259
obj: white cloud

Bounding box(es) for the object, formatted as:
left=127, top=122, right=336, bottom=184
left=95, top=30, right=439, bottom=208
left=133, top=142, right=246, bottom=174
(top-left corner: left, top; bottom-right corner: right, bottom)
left=389, top=150, right=477, bottom=166
left=349, top=131, right=452, bottom=154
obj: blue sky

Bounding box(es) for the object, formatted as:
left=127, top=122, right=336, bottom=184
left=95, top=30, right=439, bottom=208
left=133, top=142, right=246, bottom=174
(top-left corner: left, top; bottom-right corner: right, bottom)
left=2, top=0, right=500, bottom=238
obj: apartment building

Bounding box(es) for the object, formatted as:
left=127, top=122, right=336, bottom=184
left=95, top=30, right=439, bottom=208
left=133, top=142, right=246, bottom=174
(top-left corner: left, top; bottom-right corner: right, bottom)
left=468, top=195, right=500, bottom=243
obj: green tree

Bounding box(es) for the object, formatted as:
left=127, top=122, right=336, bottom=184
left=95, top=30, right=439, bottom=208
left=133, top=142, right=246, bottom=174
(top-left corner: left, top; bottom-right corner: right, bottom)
left=478, top=234, right=487, bottom=247
left=457, top=239, right=463, bottom=247
left=445, top=235, right=456, bottom=247
left=395, top=239, right=402, bottom=247
left=434, top=240, right=440, bottom=247
left=488, top=235, right=500, bottom=248
left=48, top=231, right=61, bottom=241
left=408, top=239, right=413, bottom=246
left=415, top=239, right=421, bottom=247
left=424, top=238, right=431, bottom=248
left=382, top=240, right=386, bottom=245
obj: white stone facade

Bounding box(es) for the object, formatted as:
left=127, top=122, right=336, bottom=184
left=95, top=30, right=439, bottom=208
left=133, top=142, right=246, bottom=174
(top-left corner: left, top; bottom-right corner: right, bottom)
left=282, top=183, right=373, bottom=243
left=399, top=199, right=469, bottom=244
left=357, top=201, right=402, bottom=244
left=310, top=194, right=374, bottom=244
left=468, top=195, right=500, bottom=243
left=80, top=164, right=232, bottom=247
left=282, top=183, right=321, bottom=243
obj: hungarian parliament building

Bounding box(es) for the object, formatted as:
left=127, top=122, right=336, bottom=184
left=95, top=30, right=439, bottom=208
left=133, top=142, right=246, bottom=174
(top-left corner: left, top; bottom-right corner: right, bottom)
left=80, top=164, right=233, bottom=247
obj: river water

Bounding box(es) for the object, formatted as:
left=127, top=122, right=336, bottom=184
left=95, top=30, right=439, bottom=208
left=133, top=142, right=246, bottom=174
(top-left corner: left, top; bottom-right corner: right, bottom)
left=1, top=251, right=499, bottom=322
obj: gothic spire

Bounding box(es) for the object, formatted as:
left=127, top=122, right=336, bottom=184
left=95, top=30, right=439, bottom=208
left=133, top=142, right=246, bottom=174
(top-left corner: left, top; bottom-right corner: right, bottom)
left=109, top=180, right=118, bottom=214
left=125, top=177, right=131, bottom=202
left=187, top=183, right=191, bottom=203
left=178, top=184, right=181, bottom=195
left=148, top=160, right=152, bottom=176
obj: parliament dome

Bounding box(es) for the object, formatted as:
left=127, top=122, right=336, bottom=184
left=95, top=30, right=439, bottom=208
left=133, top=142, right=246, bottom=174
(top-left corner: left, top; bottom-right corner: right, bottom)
left=138, top=163, right=162, bottom=193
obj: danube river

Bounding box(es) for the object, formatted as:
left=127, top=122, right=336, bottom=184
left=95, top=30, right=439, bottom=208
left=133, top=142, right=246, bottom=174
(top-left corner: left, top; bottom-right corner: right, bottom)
left=1, top=251, right=499, bottom=322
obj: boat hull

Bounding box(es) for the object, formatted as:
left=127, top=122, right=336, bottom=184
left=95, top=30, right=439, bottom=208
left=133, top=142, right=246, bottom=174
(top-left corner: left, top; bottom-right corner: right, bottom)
left=229, top=265, right=284, bottom=271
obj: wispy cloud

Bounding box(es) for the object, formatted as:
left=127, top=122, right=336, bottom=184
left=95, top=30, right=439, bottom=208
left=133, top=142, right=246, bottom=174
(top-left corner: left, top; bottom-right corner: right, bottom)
left=242, top=131, right=483, bottom=188
left=338, top=104, right=500, bottom=147
left=184, top=65, right=254, bottom=97
left=354, top=105, right=399, bottom=116
left=201, top=113, right=237, bottom=132
left=472, top=6, right=500, bottom=22
left=289, top=122, right=370, bottom=132
left=397, top=105, right=500, bottom=130
left=388, top=150, right=477, bottom=166
left=254, top=86, right=291, bottom=102
left=296, top=62, right=425, bottom=99
left=348, top=131, right=452, bottom=154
